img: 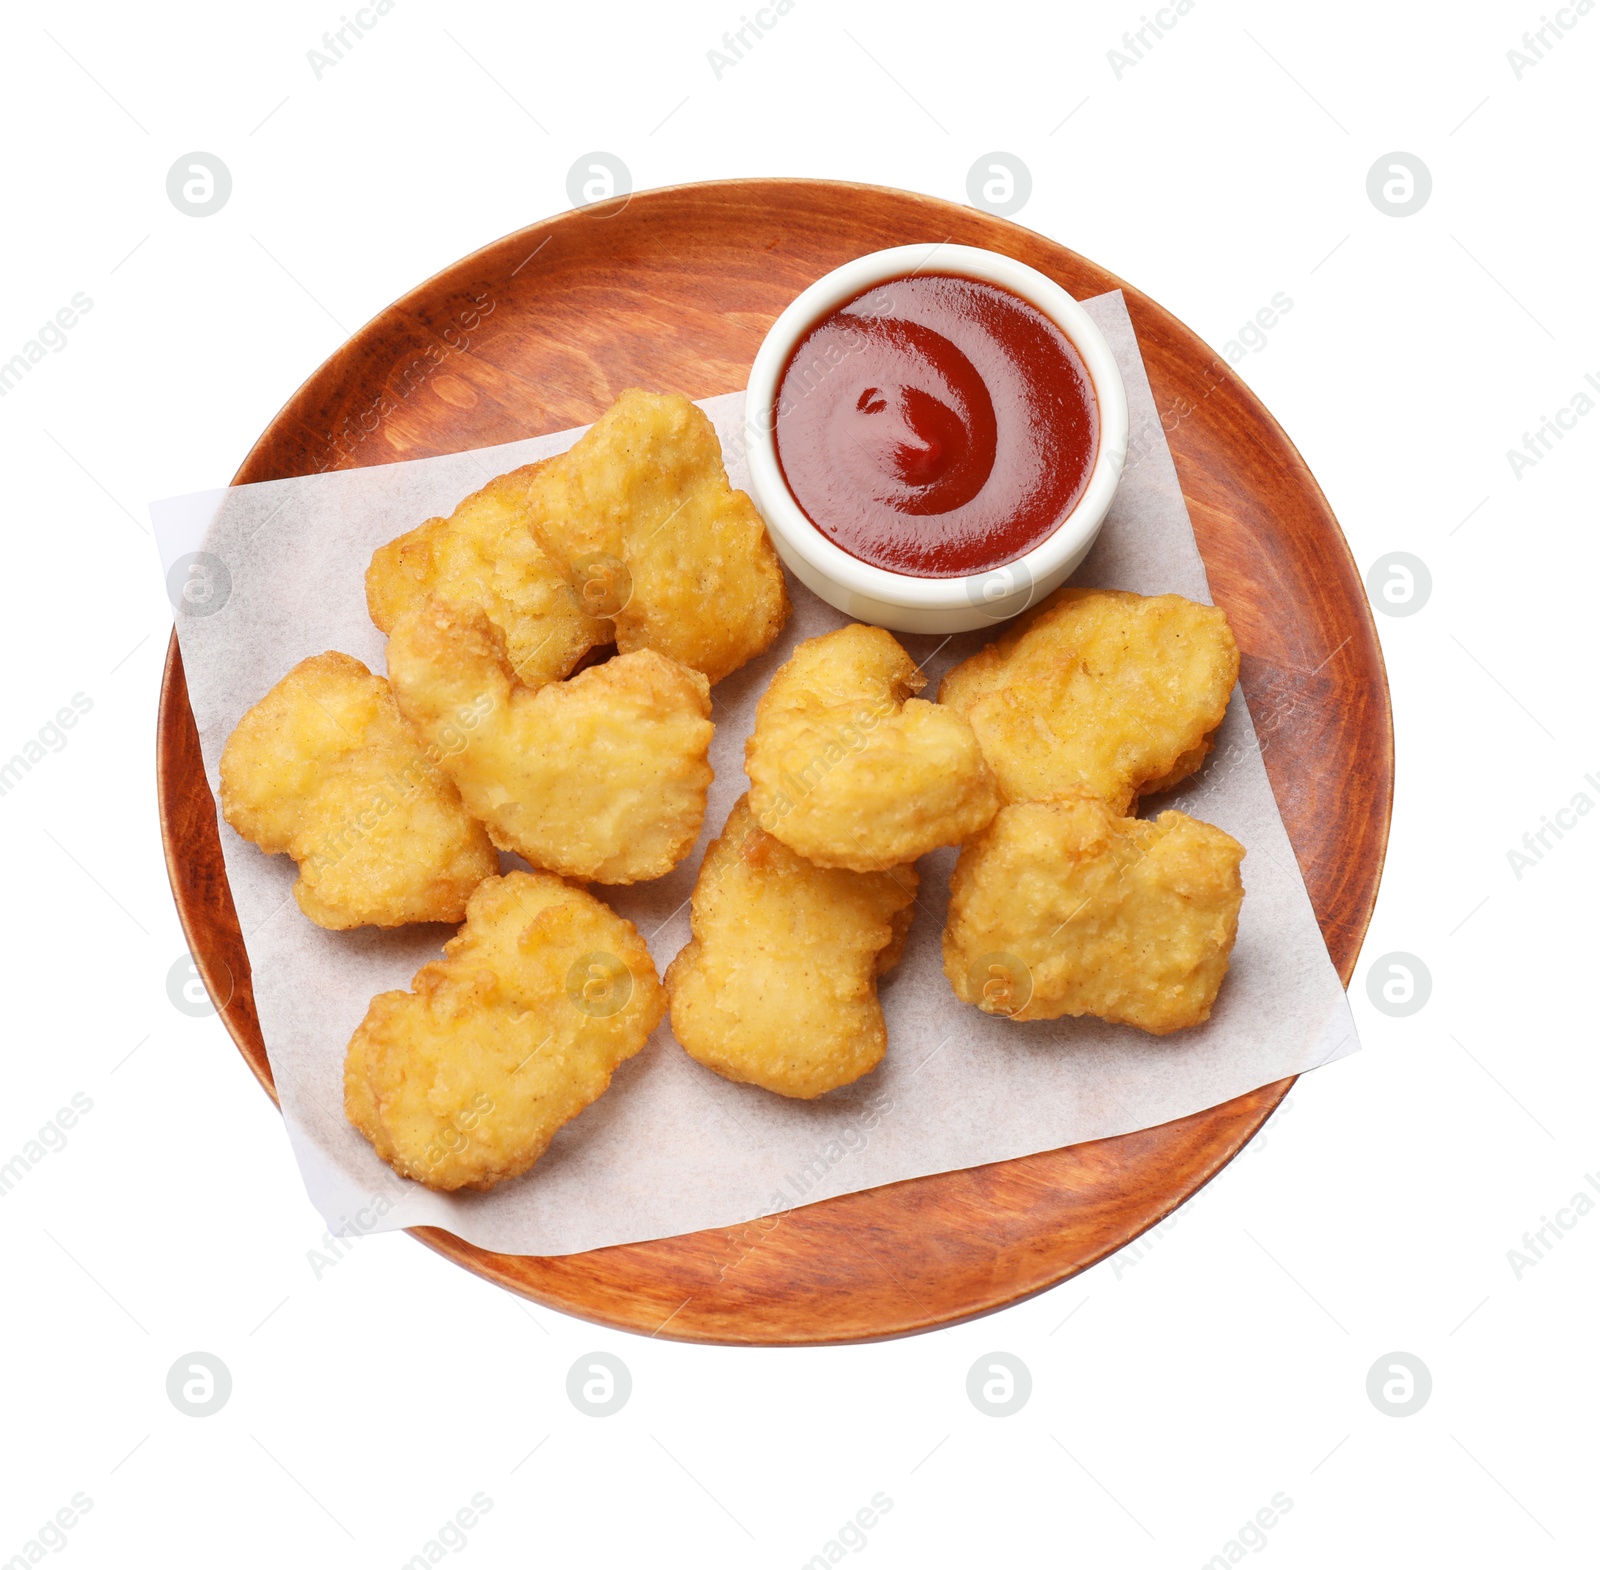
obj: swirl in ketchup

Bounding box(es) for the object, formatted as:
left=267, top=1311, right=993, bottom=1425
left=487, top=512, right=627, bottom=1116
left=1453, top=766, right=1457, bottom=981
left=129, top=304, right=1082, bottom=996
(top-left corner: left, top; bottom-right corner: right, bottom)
left=774, top=274, right=1099, bottom=578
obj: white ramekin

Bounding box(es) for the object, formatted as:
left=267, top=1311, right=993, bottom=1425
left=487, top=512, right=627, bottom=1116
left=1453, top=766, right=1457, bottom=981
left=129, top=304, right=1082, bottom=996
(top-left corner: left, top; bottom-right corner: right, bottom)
left=742, top=243, right=1128, bottom=634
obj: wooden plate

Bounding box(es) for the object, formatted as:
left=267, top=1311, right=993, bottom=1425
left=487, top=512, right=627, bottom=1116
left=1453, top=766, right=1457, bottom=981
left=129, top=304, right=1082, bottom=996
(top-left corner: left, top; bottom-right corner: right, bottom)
left=157, top=179, right=1391, bottom=1345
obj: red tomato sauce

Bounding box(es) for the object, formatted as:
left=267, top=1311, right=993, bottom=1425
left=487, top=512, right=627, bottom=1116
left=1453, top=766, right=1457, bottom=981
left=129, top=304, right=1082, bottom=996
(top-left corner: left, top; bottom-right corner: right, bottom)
left=774, top=274, right=1099, bottom=577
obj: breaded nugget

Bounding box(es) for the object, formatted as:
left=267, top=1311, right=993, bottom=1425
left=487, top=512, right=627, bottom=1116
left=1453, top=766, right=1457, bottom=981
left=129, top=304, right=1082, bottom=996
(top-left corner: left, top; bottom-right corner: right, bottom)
left=943, top=795, right=1245, bottom=1034
left=366, top=461, right=611, bottom=691
left=938, top=587, right=1239, bottom=813
left=665, top=797, right=918, bottom=1098
left=524, top=389, right=789, bottom=684
left=745, top=624, right=999, bottom=872
left=386, top=597, right=714, bottom=884
left=219, top=652, right=496, bottom=929
left=345, top=871, right=665, bottom=1191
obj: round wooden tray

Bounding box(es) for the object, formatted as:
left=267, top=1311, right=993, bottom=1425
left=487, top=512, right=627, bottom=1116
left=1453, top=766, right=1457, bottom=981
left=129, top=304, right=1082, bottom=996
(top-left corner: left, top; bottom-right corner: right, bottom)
left=157, top=179, right=1391, bottom=1345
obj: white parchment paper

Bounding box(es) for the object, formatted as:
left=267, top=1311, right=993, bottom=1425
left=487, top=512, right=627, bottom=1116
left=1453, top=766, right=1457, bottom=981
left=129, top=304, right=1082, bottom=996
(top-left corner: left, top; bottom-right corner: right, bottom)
left=152, top=291, right=1359, bottom=1254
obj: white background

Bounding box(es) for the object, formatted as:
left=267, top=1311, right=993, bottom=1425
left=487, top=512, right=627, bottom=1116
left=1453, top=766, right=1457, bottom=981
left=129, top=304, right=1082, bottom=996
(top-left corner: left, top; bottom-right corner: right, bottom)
left=1, top=0, right=1595, bottom=1565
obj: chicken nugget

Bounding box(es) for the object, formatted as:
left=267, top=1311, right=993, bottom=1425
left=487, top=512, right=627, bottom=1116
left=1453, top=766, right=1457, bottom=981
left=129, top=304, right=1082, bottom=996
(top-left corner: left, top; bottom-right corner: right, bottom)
left=943, top=795, right=1245, bottom=1034
left=219, top=652, right=496, bottom=929
left=745, top=624, right=999, bottom=872
left=386, top=597, right=714, bottom=884
left=366, top=461, right=612, bottom=691
left=665, top=797, right=918, bottom=1098
left=525, top=389, right=789, bottom=684
left=345, top=871, right=665, bottom=1191
left=938, top=587, right=1239, bottom=813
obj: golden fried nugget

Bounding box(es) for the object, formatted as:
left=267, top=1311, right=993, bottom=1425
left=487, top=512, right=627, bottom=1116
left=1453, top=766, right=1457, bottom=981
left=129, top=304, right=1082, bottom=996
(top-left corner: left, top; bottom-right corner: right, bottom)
left=345, top=871, right=665, bottom=1191
left=524, top=389, right=789, bottom=684
left=386, top=598, right=714, bottom=884
left=745, top=624, right=999, bottom=872
left=366, top=461, right=612, bottom=691
left=943, top=795, right=1245, bottom=1034
left=665, top=797, right=918, bottom=1098
left=219, top=652, right=496, bottom=930
left=938, top=587, right=1239, bottom=813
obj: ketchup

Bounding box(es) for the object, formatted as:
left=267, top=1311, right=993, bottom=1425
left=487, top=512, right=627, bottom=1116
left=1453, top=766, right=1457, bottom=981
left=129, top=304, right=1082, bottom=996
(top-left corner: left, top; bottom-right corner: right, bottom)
left=774, top=274, right=1099, bottom=578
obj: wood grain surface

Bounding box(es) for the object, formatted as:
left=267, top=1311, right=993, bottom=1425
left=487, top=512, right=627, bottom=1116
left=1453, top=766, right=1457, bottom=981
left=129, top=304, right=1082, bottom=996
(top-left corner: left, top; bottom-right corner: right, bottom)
left=156, top=179, right=1392, bottom=1345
